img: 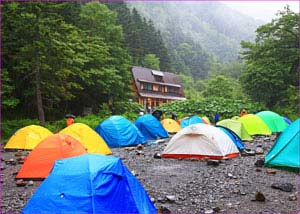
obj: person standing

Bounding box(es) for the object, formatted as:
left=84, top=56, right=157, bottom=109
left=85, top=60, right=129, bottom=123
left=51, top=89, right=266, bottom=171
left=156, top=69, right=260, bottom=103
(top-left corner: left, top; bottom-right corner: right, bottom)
left=214, top=112, right=220, bottom=124
left=240, top=108, right=248, bottom=117
left=170, top=111, right=177, bottom=120
left=65, top=114, right=76, bottom=127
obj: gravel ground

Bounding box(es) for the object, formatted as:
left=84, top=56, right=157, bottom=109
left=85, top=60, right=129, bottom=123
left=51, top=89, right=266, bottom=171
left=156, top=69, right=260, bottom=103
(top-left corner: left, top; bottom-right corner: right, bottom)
left=1, top=135, right=299, bottom=213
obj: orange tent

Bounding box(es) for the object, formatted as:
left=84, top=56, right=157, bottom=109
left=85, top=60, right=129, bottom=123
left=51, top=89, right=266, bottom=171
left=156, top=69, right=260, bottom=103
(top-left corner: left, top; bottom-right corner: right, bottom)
left=16, top=134, right=87, bottom=179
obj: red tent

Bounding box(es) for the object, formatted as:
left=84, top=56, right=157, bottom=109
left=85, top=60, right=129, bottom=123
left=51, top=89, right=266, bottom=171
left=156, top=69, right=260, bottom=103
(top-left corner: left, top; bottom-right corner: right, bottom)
left=16, top=134, right=87, bottom=179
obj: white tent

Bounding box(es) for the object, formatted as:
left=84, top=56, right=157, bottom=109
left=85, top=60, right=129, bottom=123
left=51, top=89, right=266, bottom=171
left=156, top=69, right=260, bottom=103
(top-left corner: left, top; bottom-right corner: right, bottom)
left=162, top=124, right=240, bottom=160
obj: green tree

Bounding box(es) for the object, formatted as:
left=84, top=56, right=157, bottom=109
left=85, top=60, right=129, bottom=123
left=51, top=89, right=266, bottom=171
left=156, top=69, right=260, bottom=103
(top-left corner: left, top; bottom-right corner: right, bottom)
left=241, top=7, right=299, bottom=110
left=142, top=54, right=160, bottom=70
left=75, top=2, right=132, bottom=110
left=1, top=69, right=19, bottom=110
left=202, top=75, right=245, bottom=99
left=2, top=2, right=132, bottom=121
left=106, top=3, right=171, bottom=71
left=2, top=3, right=87, bottom=122
left=179, top=74, right=203, bottom=99
left=209, top=60, right=244, bottom=79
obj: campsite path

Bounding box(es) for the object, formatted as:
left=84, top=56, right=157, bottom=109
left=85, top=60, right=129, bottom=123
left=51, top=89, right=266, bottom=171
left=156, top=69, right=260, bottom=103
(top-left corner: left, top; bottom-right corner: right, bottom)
left=1, top=135, right=299, bottom=213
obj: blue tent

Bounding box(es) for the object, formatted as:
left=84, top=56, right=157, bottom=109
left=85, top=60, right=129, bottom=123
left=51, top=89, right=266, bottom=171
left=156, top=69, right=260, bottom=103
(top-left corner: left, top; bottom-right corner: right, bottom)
left=282, top=116, right=292, bottom=125
left=22, top=154, right=157, bottom=214
left=95, top=116, right=146, bottom=148
left=217, top=126, right=245, bottom=150
left=180, top=116, right=203, bottom=128
left=135, top=114, right=168, bottom=141
left=265, top=118, right=300, bottom=171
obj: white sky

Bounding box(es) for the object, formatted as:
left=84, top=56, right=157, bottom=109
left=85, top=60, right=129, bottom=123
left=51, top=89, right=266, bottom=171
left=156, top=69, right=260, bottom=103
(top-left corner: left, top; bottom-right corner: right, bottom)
left=222, top=1, right=299, bottom=22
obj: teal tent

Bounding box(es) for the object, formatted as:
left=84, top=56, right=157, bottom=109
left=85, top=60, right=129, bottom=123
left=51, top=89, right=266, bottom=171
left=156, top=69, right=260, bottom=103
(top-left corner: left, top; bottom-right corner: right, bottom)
left=265, top=118, right=300, bottom=171
left=22, top=154, right=156, bottom=213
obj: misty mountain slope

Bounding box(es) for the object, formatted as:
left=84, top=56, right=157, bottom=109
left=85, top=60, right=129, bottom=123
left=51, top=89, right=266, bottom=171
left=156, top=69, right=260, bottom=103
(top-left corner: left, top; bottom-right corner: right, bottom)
left=127, top=1, right=263, bottom=62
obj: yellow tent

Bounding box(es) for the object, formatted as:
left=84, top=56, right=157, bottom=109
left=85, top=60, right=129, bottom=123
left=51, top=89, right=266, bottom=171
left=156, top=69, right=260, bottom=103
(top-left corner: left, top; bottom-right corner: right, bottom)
left=59, top=123, right=111, bottom=155
left=4, top=125, right=53, bottom=150
left=161, top=119, right=182, bottom=133
left=238, top=114, right=272, bottom=136
left=202, top=116, right=211, bottom=125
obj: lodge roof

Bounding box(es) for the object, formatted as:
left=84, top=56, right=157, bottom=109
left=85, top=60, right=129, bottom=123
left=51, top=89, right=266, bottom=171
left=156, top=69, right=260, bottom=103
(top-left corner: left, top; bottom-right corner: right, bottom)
left=132, top=66, right=185, bottom=99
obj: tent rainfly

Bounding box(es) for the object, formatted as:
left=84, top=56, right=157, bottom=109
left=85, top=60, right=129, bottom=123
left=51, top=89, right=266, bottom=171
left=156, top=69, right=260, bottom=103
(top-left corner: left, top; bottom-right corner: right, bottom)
left=265, top=118, right=300, bottom=171
left=4, top=125, right=53, bottom=150
left=60, top=123, right=111, bottom=155
left=95, top=115, right=146, bottom=148
left=162, top=124, right=240, bottom=160
left=161, top=118, right=182, bottom=133
left=16, top=134, right=87, bottom=179
left=135, top=114, right=168, bottom=141
left=22, top=154, right=157, bottom=214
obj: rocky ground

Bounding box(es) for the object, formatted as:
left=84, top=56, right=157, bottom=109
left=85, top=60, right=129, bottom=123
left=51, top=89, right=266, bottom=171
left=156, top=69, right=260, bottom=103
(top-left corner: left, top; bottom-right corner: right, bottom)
left=1, top=135, right=299, bottom=213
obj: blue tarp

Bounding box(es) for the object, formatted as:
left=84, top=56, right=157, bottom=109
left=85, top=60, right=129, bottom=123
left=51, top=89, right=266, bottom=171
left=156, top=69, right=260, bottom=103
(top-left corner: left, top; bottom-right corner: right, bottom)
left=180, top=116, right=203, bottom=128
left=95, top=116, right=146, bottom=148
left=22, top=154, right=157, bottom=214
left=135, top=114, right=168, bottom=141
left=217, top=126, right=245, bottom=150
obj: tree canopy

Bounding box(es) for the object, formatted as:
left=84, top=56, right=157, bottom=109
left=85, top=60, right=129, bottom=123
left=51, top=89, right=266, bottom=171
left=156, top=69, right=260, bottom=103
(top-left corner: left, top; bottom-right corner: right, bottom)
left=240, top=7, right=299, bottom=113
left=2, top=2, right=132, bottom=121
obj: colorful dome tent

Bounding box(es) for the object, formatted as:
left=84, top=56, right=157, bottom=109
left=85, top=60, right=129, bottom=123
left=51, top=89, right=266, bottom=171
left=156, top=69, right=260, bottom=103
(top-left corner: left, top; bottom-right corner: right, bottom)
left=256, top=111, right=288, bottom=133
left=202, top=116, right=211, bottom=125
left=22, top=154, right=157, bottom=214
left=238, top=114, right=272, bottom=136
left=162, top=124, right=240, bottom=160
left=59, top=123, right=111, bottom=155
left=216, top=126, right=245, bottom=150
left=231, top=116, right=240, bottom=120
left=216, top=119, right=252, bottom=141
left=282, top=116, right=292, bottom=125
left=95, top=116, right=146, bottom=148
left=180, top=116, right=203, bottom=128
left=4, top=125, right=53, bottom=150
left=161, top=118, right=182, bottom=133
left=16, top=134, right=87, bottom=179
left=265, top=119, right=300, bottom=171
left=135, top=114, right=168, bottom=141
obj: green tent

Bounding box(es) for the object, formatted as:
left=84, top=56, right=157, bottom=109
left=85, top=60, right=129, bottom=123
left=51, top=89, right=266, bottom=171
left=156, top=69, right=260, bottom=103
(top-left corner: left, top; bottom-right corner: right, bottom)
left=257, top=111, right=289, bottom=133
left=265, top=118, right=300, bottom=171
left=216, top=119, right=252, bottom=141
left=238, top=114, right=272, bottom=136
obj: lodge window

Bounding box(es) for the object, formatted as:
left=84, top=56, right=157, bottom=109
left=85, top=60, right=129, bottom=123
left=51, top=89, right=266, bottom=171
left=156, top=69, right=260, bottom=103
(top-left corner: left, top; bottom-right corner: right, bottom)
left=153, top=84, right=162, bottom=92
left=141, top=82, right=153, bottom=91
left=154, top=75, right=163, bottom=82
left=167, top=86, right=179, bottom=93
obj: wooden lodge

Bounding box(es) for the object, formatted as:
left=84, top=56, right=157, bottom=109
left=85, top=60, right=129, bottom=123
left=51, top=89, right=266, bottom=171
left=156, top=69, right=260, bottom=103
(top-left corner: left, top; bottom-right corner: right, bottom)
left=131, top=66, right=185, bottom=110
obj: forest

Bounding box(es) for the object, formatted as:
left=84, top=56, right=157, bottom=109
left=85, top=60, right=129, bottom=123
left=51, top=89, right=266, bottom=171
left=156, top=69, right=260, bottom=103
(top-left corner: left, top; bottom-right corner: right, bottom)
left=2, top=2, right=299, bottom=139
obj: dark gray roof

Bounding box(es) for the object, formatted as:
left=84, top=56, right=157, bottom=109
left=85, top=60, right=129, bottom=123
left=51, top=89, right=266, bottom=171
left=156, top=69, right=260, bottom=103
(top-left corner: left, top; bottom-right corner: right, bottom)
left=132, top=66, right=185, bottom=99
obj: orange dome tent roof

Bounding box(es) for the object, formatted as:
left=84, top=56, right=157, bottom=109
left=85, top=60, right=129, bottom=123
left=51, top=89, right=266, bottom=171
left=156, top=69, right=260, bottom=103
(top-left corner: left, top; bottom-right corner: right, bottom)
left=16, top=134, right=87, bottom=179
left=4, top=125, right=53, bottom=150
left=59, top=123, right=112, bottom=155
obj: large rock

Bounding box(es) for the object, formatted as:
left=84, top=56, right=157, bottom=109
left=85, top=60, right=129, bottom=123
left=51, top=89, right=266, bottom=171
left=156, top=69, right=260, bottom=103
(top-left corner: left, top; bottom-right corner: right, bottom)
left=266, top=169, right=277, bottom=174
left=255, top=191, right=266, bottom=202
left=207, top=160, right=220, bottom=166
left=254, top=159, right=264, bottom=167
left=271, top=183, right=293, bottom=192
left=158, top=206, right=171, bottom=214
left=166, top=195, right=176, bottom=202
left=16, top=180, right=27, bottom=187
left=255, top=147, right=264, bottom=154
